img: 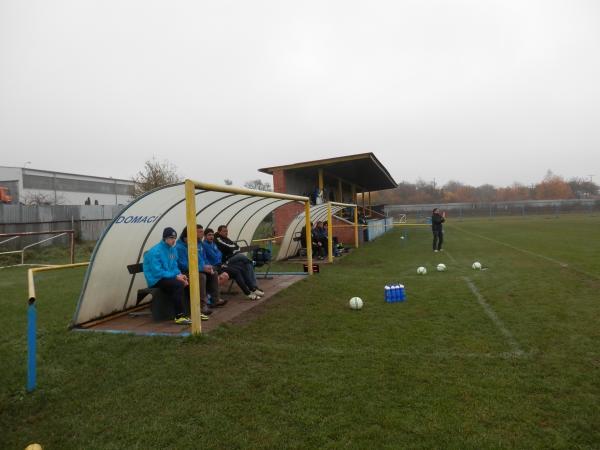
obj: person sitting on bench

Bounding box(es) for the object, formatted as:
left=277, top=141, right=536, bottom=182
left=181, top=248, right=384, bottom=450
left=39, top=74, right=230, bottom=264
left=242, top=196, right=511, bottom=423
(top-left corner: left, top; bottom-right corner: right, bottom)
left=142, top=227, right=192, bottom=325
left=215, top=225, right=260, bottom=290
left=299, top=222, right=320, bottom=257
left=175, top=225, right=227, bottom=317
left=204, top=228, right=264, bottom=300
left=322, top=221, right=342, bottom=256
left=313, top=221, right=328, bottom=259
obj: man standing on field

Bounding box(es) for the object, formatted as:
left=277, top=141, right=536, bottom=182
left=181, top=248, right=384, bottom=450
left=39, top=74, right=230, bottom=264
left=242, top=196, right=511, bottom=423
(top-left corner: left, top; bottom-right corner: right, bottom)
left=432, top=208, right=445, bottom=252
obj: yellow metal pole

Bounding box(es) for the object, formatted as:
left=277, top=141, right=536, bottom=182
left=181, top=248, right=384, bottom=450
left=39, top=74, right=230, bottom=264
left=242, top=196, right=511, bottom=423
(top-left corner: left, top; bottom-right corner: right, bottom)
left=354, top=206, right=359, bottom=248
left=28, top=268, right=36, bottom=301
left=304, top=201, right=313, bottom=274
left=185, top=180, right=202, bottom=335
left=28, top=263, right=89, bottom=301
left=188, top=180, right=307, bottom=202
left=362, top=189, right=365, bottom=214
left=318, top=169, right=324, bottom=192
left=327, top=202, right=333, bottom=263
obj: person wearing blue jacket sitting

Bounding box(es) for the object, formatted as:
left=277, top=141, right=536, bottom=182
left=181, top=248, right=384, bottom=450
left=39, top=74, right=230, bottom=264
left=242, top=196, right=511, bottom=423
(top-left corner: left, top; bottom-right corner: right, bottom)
left=143, top=227, right=191, bottom=325
left=176, top=224, right=227, bottom=315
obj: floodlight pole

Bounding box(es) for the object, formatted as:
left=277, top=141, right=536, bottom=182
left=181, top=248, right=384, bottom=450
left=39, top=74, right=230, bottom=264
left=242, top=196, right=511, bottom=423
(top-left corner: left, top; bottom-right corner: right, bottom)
left=327, top=203, right=333, bottom=263
left=185, top=180, right=202, bottom=335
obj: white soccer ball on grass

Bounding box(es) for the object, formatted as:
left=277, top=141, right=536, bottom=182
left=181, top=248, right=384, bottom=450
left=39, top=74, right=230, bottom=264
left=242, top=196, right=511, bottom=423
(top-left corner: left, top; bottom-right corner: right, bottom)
left=436, top=263, right=447, bottom=272
left=417, top=266, right=427, bottom=275
left=349, top=297, right=363, bottom=310
left=472, top=261, right=482, bottom=270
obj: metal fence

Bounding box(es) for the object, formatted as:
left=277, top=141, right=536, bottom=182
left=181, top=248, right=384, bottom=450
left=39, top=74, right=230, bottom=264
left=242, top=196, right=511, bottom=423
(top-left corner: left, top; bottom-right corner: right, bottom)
left=365, top=217, right=394, bottom=241
left=384, top=199, right=600, bottom=222
left=0, top=205, right=124, bottom=248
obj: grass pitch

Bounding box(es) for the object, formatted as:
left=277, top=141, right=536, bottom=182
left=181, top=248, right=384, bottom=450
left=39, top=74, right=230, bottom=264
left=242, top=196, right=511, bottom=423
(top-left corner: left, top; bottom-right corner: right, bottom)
left=1, top=215, right=599, bottom=449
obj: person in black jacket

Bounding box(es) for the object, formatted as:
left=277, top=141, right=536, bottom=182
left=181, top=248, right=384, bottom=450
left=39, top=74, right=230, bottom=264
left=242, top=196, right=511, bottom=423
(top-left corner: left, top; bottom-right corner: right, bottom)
left=431, top=208, right=446, bottom=252
left=215, top=225, right=260, bottom=290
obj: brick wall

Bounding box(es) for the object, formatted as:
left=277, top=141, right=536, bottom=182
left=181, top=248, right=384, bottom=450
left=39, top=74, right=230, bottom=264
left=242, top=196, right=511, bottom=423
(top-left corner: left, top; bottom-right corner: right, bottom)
left=331, top=216, right=364, bottom=246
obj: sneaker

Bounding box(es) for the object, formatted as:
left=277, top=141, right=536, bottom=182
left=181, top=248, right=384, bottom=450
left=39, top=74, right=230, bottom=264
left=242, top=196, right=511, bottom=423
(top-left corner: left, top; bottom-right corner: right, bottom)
left=200, top=313, right=209, bottom=321
left=247, top=293, right=259, bottom=301
left=174, top=316, right=192, bottom=325
left=253, top=288, right=265, bottom=296
left=212, top=298, right=228, bottom=308
left=434, top=250, right=438, bottom=252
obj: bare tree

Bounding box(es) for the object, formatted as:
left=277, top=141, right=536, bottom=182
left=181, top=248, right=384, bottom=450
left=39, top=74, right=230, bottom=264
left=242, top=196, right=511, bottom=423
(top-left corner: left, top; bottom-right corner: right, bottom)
left=568, top=177, right=599, bottom=198
left=22, top=192, right=63, bottom=205
left=244, top=179, right=272, bottom=191
left=132, top=157, right=182, bottom=197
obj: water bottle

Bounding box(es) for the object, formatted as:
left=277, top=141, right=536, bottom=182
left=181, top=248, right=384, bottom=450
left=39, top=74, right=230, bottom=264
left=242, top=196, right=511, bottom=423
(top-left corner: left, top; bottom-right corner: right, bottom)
left=398, top=284, right=406, bottom=301
left=391, top=284, right=398, bottom=302
left=384, top=285, right=391, bottom=303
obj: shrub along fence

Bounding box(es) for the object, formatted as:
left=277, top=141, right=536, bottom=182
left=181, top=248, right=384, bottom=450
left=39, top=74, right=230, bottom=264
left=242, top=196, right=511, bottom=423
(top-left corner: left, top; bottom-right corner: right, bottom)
left=384, top=199, right=599, bottom=222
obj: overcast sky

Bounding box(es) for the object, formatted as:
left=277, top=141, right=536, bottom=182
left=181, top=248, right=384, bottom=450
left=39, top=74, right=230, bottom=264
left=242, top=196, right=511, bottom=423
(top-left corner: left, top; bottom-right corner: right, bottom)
left=1, top=0, right=599, bottom=188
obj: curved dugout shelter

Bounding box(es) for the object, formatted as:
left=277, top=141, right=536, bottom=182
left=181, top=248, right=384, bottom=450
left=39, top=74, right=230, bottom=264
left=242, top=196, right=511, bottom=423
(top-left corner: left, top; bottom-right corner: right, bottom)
left=277, top=202, right=358, bottom=261
left=72, top=180, right=311, bottom=334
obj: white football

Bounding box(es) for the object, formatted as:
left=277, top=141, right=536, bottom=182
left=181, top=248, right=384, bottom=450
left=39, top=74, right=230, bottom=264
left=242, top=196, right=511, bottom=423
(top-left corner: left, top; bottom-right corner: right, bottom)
left=417, top=266, right=427, bottom=275
left=472, top=261, right=482, bottom=270
left=349, top=297, right=363, bottom=310
left=437, top=263, right=447, bottom=272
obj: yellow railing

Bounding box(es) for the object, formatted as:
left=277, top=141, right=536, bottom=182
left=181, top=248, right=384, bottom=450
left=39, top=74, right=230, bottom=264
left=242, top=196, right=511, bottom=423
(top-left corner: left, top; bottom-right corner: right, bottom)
left=26, top=262, right=89, bottom=393
left=28, top=263, right=90, bottom=302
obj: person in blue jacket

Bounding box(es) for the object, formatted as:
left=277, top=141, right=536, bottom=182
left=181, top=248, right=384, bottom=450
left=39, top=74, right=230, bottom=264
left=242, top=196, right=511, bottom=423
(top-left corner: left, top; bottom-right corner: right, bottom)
left=143, top=227, right=191, bottom=325
left=204, top=228, right=264, bottom=300
left=176, top=225, right=227, bottom=315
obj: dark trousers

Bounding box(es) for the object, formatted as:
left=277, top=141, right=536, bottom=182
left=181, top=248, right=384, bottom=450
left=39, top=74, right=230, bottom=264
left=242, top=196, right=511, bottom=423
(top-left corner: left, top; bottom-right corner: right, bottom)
left=227, top=253, right=257, bottom=286
left=200, top=272, right=220, bottom=304
left=153, top=278, right=185, bottom=316
left=183, top=272, right=220, bottom=308
left=222, top=264, right=254, bottom=295
left=315, top=237, right=328, bottom=257
left=433, top=230, right=443, bottom=250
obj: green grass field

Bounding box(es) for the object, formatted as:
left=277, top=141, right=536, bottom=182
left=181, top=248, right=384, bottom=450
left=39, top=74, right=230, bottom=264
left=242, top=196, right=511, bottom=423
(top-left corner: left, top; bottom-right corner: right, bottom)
left=1, top=215, right=599, bottom=449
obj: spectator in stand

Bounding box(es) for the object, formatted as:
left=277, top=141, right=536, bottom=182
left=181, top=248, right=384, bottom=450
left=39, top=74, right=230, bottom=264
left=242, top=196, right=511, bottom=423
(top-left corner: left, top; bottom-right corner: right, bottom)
left=204, top=228, right=264, bottom=300
left=175, top=225, right=227, bottom=319
left=142, top=227, right=191, bottom=325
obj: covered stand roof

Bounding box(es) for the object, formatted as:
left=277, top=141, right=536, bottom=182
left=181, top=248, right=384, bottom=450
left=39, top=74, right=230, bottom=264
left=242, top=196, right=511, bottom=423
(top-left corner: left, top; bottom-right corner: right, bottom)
left=259, top=152, right=397, bottom=192
left=72, top=182, right=307, bottom=327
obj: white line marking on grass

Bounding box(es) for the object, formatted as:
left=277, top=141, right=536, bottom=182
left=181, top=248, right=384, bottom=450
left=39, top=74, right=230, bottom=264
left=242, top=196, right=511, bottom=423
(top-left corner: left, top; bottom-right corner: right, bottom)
left=452, top=226, right=599, bottom=280
left=445, top=251, right=457, bottom=263
left=232, top=341, right=530, bottom=359
left=463, top=276, right=524, bottom=356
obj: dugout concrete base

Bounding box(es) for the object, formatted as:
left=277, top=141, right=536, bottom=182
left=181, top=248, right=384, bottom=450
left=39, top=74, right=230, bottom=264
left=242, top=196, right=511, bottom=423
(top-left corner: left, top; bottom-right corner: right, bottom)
left=74, top=274, right=305, bottom=337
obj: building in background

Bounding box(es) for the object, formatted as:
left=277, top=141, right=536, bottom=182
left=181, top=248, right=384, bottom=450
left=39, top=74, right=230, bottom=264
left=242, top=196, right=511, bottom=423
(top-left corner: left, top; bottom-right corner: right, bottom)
left=259, top=153, right=397, bottom=243
left=0, top=166, right=134, bottom=205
